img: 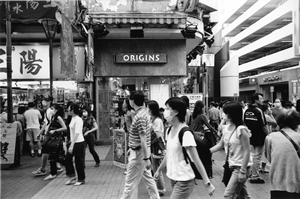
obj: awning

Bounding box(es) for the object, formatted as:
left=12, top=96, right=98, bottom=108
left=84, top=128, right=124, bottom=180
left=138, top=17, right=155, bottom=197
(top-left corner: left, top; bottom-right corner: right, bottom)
left=89, top=13, right=187, bottom=25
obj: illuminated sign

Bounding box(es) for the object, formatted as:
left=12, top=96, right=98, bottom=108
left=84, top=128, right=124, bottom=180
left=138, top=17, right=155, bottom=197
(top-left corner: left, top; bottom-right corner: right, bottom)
left=115, top=53, right=167, bottom=64
left=263, top=75, right=282, bottom=82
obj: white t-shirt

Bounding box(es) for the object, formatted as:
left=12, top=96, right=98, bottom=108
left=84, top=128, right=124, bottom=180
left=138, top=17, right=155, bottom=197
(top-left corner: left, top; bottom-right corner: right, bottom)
left=69, top=115, right=84, bottom=143
left=166, top=126, right=197, bottom=181
left=24, top=109, right=42, bottom=129
left=152, top=117, right=164, bottom=138
left=223, top=125, right=253, bottom=167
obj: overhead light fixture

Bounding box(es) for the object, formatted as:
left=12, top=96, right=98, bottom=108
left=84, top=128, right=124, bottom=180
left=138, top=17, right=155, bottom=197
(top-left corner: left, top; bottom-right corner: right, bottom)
left=93, top=23, right=109, bottom=38
left=282, top=18, right=292, bottom=22
left=204, top=25, right=214, bottom=48
left=130, top=25, right=144, bottom=38
left=194, top=45, right=205, bottom=55
left=281, top=40, right=292, bottom=43
left=181, top=24, right=197, bottom=39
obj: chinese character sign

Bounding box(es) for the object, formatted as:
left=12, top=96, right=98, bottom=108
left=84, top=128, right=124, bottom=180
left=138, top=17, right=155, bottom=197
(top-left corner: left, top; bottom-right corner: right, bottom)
left=0, top=123, right=17, bottom=165
left=0, top=46, right=49, bottom=80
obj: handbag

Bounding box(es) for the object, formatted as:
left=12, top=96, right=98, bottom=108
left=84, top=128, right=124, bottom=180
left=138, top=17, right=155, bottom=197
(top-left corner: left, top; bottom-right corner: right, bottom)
left=151, top=131, right=165, bottom=157
left=42, top=131, right=63, bottom=151
left=280, top=130, right=300, bottom=159
left=222, top=128, right=236, bottom=186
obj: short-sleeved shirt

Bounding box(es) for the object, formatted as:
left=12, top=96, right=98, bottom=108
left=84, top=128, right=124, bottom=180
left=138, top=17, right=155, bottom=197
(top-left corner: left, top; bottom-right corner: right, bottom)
left=82, top=116, right=96, bottom=133
left=223, top=125, right=253, bottom=167
left=69, top=115, right=84, bottom=143
left=166, top=125, right=197, bottom=181
left=129, top=107, right=151, bottom=148
left=24, top=108, right=42, bottom=129
left=151, top=117, right=164, bottom=138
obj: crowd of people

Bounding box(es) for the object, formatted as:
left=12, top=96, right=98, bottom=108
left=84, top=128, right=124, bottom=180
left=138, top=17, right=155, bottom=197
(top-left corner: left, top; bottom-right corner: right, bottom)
left=1, top=91, right=300, bottom=198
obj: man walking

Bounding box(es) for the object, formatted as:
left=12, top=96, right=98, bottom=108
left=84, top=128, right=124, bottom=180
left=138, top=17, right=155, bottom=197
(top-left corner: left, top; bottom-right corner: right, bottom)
left=208, top=101, right=221, bottom=131
left=121, top=91, right=160, bottom=199
left=244, top=93, right=267, bottom=184
left=24, top=102, right=42, bottom=157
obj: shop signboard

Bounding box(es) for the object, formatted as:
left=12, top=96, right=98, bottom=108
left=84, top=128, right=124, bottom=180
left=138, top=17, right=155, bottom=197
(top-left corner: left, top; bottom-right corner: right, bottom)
left=115, top=53, right=168, bottom=64
left=178, top=93, right=203, bottom=110
left=113, top=129, right=127, bottom=169
left=0, top=123, right=17, bottom=166
left=0, top=45, right=49, bottom=80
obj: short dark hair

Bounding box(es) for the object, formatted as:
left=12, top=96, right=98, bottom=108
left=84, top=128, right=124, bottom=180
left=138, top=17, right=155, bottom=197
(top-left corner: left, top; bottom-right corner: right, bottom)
left=282, top=110, right=300, bottom=131
left=180, top=96, right=190, bottom=109
left=18, top=106, right=26, bottom=114
left=82, top=106, right=91, bottom=116
left=70, top=103, right=80, bottom=115
left=192, top=100, right=205, bottom=119
left=261, top=103, right=269, bottom=112
left=130, top=90, right=145, bottom=106
left=251, top=93, right=263, bottom=104
left=28, top=102, right=35, bottom=108
left=223, top=101, right=244, bottom=127
left=165, top=97, right=186, bottom=123
left=147, top=100, right=161, bottom=119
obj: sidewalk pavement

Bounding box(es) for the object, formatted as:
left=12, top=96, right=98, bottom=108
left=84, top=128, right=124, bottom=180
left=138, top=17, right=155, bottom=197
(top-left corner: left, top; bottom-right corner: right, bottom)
left=1, top=145, right=271, bottom=199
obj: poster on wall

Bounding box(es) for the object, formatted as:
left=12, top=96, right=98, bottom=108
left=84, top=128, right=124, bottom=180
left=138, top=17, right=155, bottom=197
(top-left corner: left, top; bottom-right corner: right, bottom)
left=150, top=84, right=170, bottom=108
left=0, top=45, right=49, bottom=80
left=113, top=129, right=127, bottom=169
left=178, top=93, right=203, bottom=111
left=0, top=123, right=17, bottom=166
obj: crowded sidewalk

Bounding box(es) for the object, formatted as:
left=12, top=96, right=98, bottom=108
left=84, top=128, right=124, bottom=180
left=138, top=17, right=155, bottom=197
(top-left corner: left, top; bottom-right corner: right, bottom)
left=2, top=145, right=270, bottom=199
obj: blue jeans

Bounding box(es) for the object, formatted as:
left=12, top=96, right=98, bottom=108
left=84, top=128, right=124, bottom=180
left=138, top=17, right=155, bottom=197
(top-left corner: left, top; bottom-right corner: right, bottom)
left=224, top=167, right=251, bottom=199
left=151, top=157, right=166, bottom=193
left=121, top=148, right=160, bottom=199
left=170, top=179, right=195, bottom=199
left=250, top=145, right=263, bottom=179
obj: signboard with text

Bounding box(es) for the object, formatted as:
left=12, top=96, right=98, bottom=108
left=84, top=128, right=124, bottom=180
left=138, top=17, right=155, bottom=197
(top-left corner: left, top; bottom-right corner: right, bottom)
left=115, top=53, right=168, bottom=64
left=178, top=93, right=203, bottom=110
left=0, top=45, right=49, bottom=80
left=1, top=123, right=17, bottom=166
left=113, top=129, right=127, bottom=169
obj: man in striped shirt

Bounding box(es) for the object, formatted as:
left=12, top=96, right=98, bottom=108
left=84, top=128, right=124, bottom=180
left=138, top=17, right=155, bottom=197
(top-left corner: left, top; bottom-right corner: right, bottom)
left=121, top=91, right=160, bottom=199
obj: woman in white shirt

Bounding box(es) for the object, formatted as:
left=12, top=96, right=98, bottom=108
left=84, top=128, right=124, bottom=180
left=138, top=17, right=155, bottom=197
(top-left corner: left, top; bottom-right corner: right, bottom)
left=154, top=97, right=215, bottom=199
left=147, top=100, right=166, bottom=196
left=210, top=101, right=253, bottom=198
left=65, top=103, right=86, bottom=186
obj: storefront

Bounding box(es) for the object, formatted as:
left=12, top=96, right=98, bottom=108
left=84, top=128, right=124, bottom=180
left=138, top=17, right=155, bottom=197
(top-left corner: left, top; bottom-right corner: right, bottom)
left=94, top=39, right=187, bottom=143
left=239, top=66, right=300, bottom=103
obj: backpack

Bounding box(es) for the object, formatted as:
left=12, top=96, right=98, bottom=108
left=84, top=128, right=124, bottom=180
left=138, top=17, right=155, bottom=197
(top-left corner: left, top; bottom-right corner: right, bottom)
left=167, top=126, right=212, bottom=179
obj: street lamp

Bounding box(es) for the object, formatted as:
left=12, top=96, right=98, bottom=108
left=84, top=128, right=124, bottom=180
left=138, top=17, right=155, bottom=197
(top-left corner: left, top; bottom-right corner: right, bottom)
left=38, top=18, right=59, bottom=98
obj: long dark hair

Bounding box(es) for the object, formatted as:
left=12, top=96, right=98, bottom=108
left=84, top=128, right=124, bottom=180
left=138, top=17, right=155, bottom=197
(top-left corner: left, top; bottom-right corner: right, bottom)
left=192, top=100, right=205, bottom=119
left=223, top=101, right=244, bottom=127
left=147, top=100, right=161, bottom=119
left=52, top=104, right=64, bottom=120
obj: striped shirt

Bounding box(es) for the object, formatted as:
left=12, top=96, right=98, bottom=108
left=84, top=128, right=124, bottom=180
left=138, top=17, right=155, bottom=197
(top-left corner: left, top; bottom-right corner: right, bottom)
left=129, top=107, right=151, bottom=148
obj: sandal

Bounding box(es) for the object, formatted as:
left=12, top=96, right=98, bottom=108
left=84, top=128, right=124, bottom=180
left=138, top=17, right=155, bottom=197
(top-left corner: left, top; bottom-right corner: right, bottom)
left=32, top=168, right=47, bottom=176
left=65, top=177, right=76, bottom=185
left=74, top=181, right=85, bottom=186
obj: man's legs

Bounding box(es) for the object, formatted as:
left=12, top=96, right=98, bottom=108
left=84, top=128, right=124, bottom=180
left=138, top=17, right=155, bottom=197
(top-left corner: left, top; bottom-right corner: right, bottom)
left=250, top=145, right=265, bottom=183
left=142, top=167, right=160, bottom=199
left=151, top=157, right=166, bottom=195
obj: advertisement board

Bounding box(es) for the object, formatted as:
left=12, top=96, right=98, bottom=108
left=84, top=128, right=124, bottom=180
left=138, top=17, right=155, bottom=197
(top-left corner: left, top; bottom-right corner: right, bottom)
left=1, top=123, right=17, bottom=166
left=113, top=129, right=127, bottom=169
left=178, top=93, right=203, bottom=111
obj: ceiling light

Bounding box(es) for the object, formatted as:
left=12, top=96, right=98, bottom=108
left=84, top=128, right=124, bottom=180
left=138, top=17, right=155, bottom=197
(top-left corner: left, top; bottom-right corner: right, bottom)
left=181, top=24, right=197, bottom=39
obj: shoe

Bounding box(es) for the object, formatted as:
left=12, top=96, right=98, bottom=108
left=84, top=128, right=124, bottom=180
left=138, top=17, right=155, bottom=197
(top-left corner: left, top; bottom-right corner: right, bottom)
left=30, top=153, right=35, bottom=157
left=95, top=163, right=100, bottom=167
left=43, top=175, right=57, bottom=181
left=74, top=181, right=85, bottom=186
left=249, top=178, right=265, bottom=184
left=65, top=177, right=76, bottom=185
left=57, top=167, right=64, bottom=173
left=32, top=168, right=47, bottom=176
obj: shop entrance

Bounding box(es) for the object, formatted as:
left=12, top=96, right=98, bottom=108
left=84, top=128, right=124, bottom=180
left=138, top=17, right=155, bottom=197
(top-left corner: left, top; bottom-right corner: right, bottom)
left=272, top=83, right=289, bottom=102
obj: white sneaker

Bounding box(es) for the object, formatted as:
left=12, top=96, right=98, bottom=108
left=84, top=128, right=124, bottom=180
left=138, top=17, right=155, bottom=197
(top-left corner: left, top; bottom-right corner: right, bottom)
left=43, top=174, right=57, bottom=181
left=57, top=167, right=64, bottom=173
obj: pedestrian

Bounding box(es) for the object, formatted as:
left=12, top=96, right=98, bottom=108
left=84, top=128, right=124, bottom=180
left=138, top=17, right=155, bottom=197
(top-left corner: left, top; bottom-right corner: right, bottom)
left=65, top=103, right=86, bottom=186
left=208, top=101, right=221, bottom=131
left=210, top=101, right=252, bottom=198
left=16, top=106, right=26, bottom=156
left=42, top=104, right=67, bottom=180
left=147, top=100, right=166, bottom=196
left=154, top=97, right=215, bottom=199
left=121, top=91, right=160, bottom=199
left=244, top=93, right=267, bottom=184
left=265, top=110, right=300, bottom=199
left=24, top=102, right=42, bottom=157
left=180, top=96, right=191, bottom=126
left=271, top=98, right=287, bottom=129
left=82, top=107, right=100, bottom=167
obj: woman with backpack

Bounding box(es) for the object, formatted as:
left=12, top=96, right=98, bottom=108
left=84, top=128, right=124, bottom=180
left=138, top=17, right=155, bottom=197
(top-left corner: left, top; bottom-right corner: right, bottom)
left=154, top=97, right=215, bottom=199
left=147, top=100, right=166, bottom=196
left=210, top=101, right=253, bottom=198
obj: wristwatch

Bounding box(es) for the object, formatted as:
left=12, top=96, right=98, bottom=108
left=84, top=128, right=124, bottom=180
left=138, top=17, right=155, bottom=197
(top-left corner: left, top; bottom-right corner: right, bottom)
left=205, top=181, right=211, bottom=187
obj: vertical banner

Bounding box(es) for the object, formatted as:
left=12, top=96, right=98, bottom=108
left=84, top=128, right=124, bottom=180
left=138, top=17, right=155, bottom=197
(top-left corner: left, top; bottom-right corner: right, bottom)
left=0, top=123, right=17, bottom=166
left=113, top=129, right=127, bottom=169
left=60, top=14, right=75, bottom=78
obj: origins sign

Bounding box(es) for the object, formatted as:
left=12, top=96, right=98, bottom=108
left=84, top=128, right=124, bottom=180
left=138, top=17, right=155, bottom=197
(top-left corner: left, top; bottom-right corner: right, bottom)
left=263, top=75, right=282, bottom=83
left=115, top=53, right=168, bottom=64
